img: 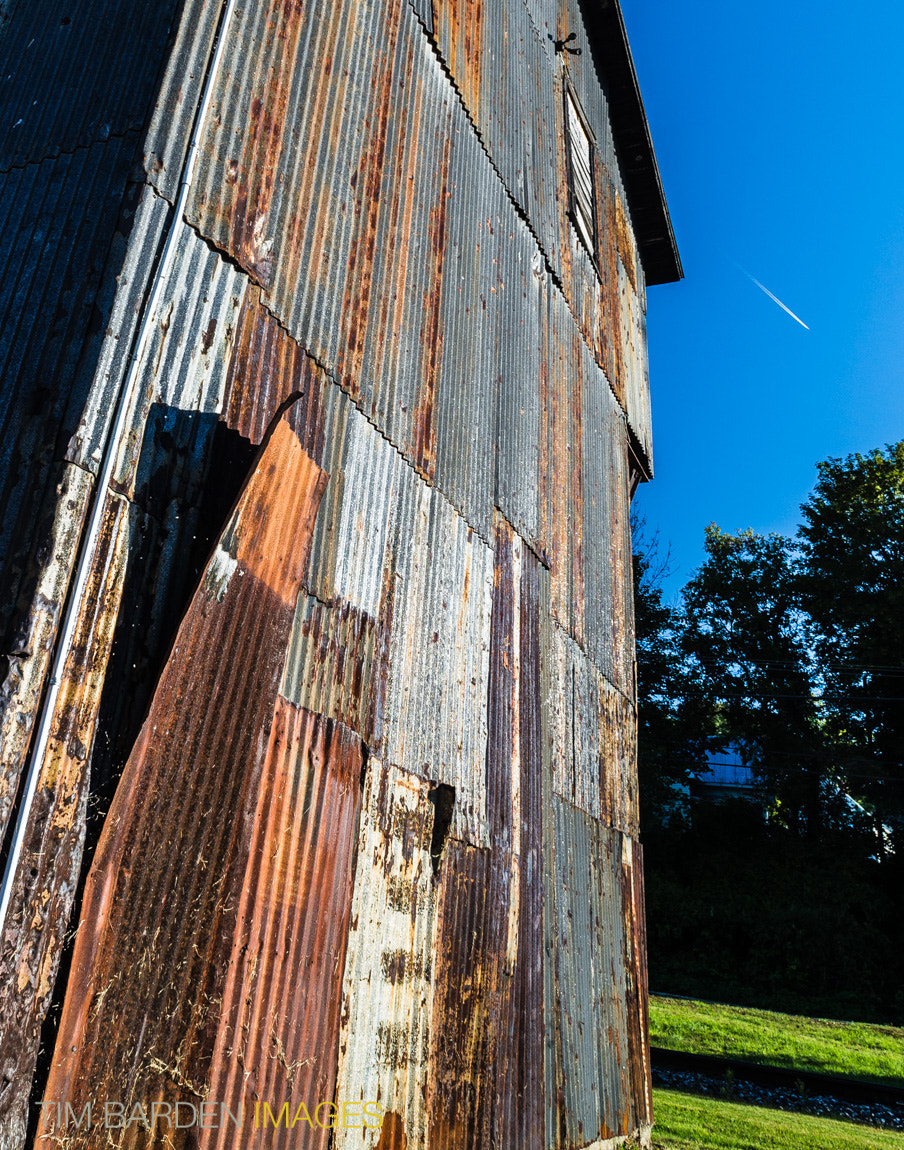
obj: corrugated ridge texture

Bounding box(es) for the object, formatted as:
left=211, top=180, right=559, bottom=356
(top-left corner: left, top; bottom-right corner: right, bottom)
left=335, top=761, right=437, bottom=1149
left=200, top=700, right=363, bottom=1150
left=0, top=0, right=180, bottom=170
left=5, top=0, right=661, bottom=1143
left=0, top=136, right=137, bottom=651
left=39, top=418, right=326, bottom=1145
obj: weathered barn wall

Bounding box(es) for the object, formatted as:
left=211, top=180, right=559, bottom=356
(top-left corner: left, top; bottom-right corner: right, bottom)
left=0, top=0, right=679, bottom=1145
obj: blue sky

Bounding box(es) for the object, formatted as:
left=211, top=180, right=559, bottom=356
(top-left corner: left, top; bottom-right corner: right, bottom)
left=620, top=0, right=904, bottom=599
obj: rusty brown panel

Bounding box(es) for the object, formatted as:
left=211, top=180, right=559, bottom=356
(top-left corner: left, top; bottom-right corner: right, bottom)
left=227, top=0, right=305, bottom=287
left=615, top=191, right=637, bottom=298
left=222, top=286, right=327, bottom=455
left=621, top=838, right=653, bottom=1133
left=40, top=415, right=326, bottom=1146
left=198, top=700, right=363, bottom=1150
left=501, top=535, right=545, bottom=1150
left=0, top=485, right=128, bottom=1148
left=335, top=7, right=407, bottom=414
left=432, top=0, right=486, bottom=122
left=428, top=841, right=508, bottom=1150
left=601, top=172, right=625, bottom=411
left=599, top=679, right=639, bottom=837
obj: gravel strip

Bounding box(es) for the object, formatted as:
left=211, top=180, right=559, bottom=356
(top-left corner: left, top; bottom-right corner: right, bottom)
left=652, top=1066, right=904, bottom=1130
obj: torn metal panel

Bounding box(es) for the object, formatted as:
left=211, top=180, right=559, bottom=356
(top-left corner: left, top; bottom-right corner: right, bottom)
left=0, top=0, right=179, bottom=170
left=335, top=760, right=436, bottom=1150
left=200, top=701, right=363, bottom=1150
left=0, top=487, right=129, bottom=1148
left=281, top=592, right=389, bottom=749
left=384, top=483, right=494, bottom=849
left=549, top=799, right=633, bottom=1146
left=222, top=286, right=327, bottom=453
left=40, top=416, right=326, bottom=1141
left=0, top=463, right=92, bottom=843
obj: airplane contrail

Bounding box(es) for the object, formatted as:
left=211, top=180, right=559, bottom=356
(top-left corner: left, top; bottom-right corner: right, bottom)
left=734, top=262, right=810, bottom=330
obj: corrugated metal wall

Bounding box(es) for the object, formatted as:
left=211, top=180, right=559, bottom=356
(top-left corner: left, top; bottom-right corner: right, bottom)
left=0, top=0, right=672, bottom=1144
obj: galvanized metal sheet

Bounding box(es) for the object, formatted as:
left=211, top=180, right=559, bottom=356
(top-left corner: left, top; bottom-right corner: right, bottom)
left=143, top=0, right=224, bottom=201
left=110, top=219, right=248, bottom=498
left=431, top=0, right=562, bottom=276
left=0, top=0, right=179, bottom=170
left=41, top=416, right=327, bottom=1138
left=63, top=181, right=171, bottom=473
left=200, top=701, right=363, bottom=1150
left=383, top=481, right=494, bottom=848
left=428, top=517, right=545, bottom=1150
left=0, top=463, right=91, bottom=843
left=0, top=135, right=137, bottom=647
left=281, top=592, right=388, bottom=749
left=335, top=759, right=437, bottom=1150
left=549, top=798, right=633, bottom=1145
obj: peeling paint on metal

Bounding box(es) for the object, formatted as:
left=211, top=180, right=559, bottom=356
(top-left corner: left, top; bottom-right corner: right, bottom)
left=335, top=760, right=436, bottom=1150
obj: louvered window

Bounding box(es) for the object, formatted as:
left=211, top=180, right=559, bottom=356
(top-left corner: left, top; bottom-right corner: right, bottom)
left=565, top=87, right=597, bottom=257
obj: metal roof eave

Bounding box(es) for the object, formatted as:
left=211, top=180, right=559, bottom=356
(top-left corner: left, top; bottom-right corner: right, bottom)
left=582, top=0, right=683, bottom=285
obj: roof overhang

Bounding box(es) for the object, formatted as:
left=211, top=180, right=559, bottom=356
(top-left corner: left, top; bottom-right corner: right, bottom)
left=581, top=0, right=683, bottom=285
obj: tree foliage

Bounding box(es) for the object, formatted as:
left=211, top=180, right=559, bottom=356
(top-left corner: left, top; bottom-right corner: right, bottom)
left=635, top=442, right=904, bottom=1021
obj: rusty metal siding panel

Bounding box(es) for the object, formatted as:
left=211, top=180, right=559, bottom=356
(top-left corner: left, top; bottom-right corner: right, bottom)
left=62, top=183, right=171, bottom=473
left=544, top=613, right=639, bottom=836
left=221, top=286, right=327, bottom=452
left=281, top=593, right=388, bottom=749
left=335, top=760, right=437, bottom=1150
left=384, top=483, right=494, bottom=849
left=622, top=837, right=653, bottom=1134
left=494, top=245, right=545, bottom=550
left=600, top=676, right=639, bottom=838
left=200, top=701, right=363, bottom=1150
left=430, top=0, right=562, bottom=280
left=407, top=0, right=434, bottom=34
left=429, top=518, right=545, bottom=1150
left=108, top=221, right=248, bottom=499
left=550, top=799, right=634, bottom=1146
left=429, top=842, right=509, bottom=1148
left=143, top=0, right=224, bottom=200
left=0, top=464, right=91, bottom=842
left=0, top=0, right=180, bottom=170
left=40, top=416, right=327, bottom=1140
left=0, top=487, right=128, bottom=1149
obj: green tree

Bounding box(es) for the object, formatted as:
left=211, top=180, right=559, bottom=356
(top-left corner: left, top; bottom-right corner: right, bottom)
left=678, top=526, right=826, bottom=835
left=632, top=522, right=702, bottom=827
left=798, top=442, right=904, bottom=857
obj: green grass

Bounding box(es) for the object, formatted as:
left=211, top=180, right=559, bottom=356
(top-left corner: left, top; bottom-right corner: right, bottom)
left=650, top=1088, right=904, bottom=1149
left=650, top=995, right=904, bottom=1085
